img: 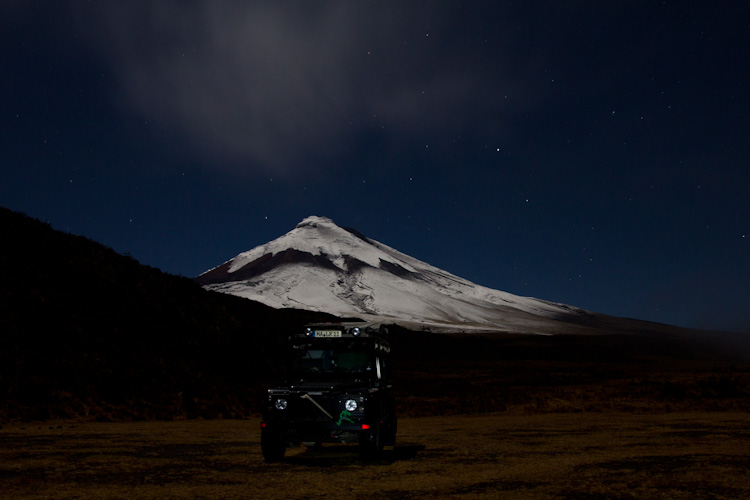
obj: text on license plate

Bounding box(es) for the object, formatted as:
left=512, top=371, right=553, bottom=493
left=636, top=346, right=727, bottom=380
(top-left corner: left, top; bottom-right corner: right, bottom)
left=314, top=330, right=342, bottom=338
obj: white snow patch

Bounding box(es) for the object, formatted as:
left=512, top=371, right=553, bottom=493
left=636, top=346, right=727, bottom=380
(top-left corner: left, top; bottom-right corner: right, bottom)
left=201, top=216, right=593, bottom=333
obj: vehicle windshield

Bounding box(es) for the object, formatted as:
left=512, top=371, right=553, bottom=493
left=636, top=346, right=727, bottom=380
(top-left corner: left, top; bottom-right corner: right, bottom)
left=293, top=347, right=373, bottom=378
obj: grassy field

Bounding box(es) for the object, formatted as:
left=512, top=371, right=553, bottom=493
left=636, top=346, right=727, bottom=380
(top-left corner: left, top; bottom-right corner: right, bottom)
left=2, top=411, right=749, bottom=499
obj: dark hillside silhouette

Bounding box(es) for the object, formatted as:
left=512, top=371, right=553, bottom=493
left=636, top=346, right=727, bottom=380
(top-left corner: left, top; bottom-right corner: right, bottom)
left=0, top=207, right=333, bottom=421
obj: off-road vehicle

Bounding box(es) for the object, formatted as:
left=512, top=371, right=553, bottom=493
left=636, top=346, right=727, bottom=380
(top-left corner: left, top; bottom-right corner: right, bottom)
left=260, top=322, right=396, bottom=461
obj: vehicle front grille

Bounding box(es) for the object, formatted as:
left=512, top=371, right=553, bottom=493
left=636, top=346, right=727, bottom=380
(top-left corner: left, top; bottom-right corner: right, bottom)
left=287, top=393, right=340, bottom=421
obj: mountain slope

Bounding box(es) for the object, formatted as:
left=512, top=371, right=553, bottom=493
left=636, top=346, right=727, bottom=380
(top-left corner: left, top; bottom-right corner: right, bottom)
left=197, top=216, right=639, bottom=334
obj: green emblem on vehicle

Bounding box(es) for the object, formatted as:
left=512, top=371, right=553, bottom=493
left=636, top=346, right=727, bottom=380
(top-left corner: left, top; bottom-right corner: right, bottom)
left=336, top=410, right=355, bottom=426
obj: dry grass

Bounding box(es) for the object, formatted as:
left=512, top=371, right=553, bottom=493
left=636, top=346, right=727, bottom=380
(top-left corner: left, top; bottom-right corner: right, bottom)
left=2, top=411, right=749, bottom=499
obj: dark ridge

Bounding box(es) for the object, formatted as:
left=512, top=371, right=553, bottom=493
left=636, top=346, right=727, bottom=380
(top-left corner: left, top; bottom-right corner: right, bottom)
left=378, top=259, right=414, bottom=278
left=341, top=225, right=371, bottom=244
left=0, top=207, right=337, bottom=422
left=196, top=248, right=340, bottom=285
left=340, top=256, right=413, bottom=277
left=341, top=255, right=371, bottom=273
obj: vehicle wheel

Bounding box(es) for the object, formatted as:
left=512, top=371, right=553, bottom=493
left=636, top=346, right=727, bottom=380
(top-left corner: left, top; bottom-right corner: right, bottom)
left=359, top=423, right=383, bottom=460
left=261, top=428, right=286, bottom=463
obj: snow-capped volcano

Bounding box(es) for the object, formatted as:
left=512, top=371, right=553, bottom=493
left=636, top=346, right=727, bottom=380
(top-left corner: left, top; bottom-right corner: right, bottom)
left=197, top=216, right=602, bottom=333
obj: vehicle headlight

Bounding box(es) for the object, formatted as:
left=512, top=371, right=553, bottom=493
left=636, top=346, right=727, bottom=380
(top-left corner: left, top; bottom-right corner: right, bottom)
left=275, top=398, right=288, bottom=410
left=344, top=399, right=358, bottom=412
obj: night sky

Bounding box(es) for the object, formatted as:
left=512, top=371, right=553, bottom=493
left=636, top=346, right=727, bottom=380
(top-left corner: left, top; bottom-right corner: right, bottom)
left=2, top=2, right=748, bottom=333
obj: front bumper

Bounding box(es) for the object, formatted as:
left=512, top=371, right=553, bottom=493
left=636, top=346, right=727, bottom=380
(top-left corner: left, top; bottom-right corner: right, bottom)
left=262, top=418, right=372, bottom=445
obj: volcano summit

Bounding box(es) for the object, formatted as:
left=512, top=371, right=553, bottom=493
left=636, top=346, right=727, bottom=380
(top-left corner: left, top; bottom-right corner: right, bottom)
left=196, top=216, right=628, bottom=334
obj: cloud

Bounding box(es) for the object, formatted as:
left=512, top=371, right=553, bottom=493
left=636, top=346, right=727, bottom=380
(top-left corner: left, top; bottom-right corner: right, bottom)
left=15, top=2, right=697, bottom=180
left=71, top=1, right=530, bottom=177
left=69, top=3, right=419, bottom=175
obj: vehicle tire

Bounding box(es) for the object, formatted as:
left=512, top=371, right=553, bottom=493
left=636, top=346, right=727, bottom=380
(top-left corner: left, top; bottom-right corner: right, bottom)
left=261, top=428, right=286, bottom=463
left=359, top=423, right=383, bottom=460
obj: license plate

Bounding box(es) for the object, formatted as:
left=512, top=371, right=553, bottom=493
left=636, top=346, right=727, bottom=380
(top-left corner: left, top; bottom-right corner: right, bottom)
left=313, top=330, right=341, bottom=338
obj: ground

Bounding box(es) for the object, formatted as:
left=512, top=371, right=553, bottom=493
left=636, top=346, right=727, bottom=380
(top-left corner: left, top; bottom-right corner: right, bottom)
left=2, top=411, right=749, bottom=499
